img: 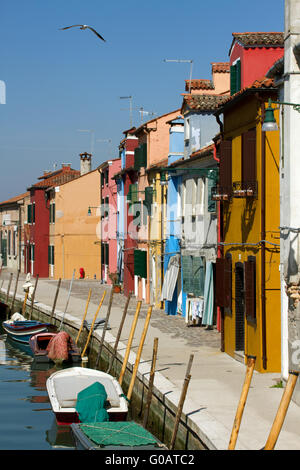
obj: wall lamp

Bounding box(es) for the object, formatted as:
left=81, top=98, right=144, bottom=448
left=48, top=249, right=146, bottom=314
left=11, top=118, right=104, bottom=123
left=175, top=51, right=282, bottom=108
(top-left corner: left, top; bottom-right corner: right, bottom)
left=87, top=206, right=100, bottom=216
left=262, top=98, right=300, bottom=132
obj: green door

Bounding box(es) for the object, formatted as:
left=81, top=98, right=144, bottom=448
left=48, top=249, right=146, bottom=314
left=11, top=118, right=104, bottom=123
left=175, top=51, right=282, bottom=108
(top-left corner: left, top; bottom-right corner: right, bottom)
left=1, top=238, right=7, bottom=266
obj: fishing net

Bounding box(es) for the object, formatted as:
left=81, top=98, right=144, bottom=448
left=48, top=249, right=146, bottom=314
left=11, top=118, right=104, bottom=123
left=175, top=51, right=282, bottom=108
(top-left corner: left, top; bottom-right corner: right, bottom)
left=75, top=381, right=109, bottom=423
left=78, top=421, right=157, bottom=447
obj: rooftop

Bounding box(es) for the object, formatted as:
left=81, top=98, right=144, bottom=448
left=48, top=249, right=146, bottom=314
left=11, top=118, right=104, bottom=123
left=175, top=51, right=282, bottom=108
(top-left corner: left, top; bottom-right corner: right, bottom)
left=0, top=191, right=30, bottom=207
left=229, top=32, right=284, bottom=55
left=182, top=93, right=229, bottom=113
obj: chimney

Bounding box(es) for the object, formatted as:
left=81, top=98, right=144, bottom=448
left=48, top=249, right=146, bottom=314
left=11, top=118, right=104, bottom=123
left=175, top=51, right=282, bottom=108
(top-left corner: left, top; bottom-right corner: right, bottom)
left=80, top=152, right=92, bottom=176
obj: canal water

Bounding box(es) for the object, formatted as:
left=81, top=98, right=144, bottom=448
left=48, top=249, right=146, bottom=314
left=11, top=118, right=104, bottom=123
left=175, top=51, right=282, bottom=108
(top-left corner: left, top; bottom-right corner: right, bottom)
left=0, top=327, right=76, bottom=450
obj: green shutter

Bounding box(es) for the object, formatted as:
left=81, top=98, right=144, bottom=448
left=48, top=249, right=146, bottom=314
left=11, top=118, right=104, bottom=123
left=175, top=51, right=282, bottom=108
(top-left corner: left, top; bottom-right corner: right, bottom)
left=230, top=64, right=237, bottom=95
left=236, top=60, right=241, bottom=92
left=134, top=250, right=147, bottom=278
left=182, top=255, right=193, bottom=293
left=134, top=147, right=141, bottom=170
left=28, top=205, right=32, bottom=224
left=141, top=143, right=147, bottom=168
left=52, top=203, right=55, bottom=223
left=32, top=204, right=35, bottom=223
left=48, top=245, right=51, bottom=264
left=192, top=257, right=205, bottom=296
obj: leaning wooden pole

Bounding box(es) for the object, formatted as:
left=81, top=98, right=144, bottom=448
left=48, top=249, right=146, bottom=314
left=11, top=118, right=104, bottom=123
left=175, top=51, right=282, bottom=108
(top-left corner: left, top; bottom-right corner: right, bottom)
left=81, top=291, right=106, bottom=359
left=228, top=355, right=256, bottom=450
left=10, top=270, right=20, bottom=313
left=169, top=354, right=194, bottom=450
left=28, top=274, right=39, bottom=320
left=119, top=300, right=142, bottom=386
left=127, top=305, right=153, bottom=401
left=143, top=337, right=159, bottom=429
left=95, top=287, right=114, bottom=368
left=6, top=273, right=13, bottom=304
left=107, top=291, right=132, bottom=374
left=50, top=278, right=62, bottom=323
left=263, top=371, right=299, bottom=450
left=75, top=288, right=92, bottom=344
left=22, top=292, right=28, bottom=316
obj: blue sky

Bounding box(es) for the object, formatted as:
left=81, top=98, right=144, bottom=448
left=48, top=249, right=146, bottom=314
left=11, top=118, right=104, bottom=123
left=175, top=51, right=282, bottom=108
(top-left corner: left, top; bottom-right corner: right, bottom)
left=0, top=0, right=284, bottom=201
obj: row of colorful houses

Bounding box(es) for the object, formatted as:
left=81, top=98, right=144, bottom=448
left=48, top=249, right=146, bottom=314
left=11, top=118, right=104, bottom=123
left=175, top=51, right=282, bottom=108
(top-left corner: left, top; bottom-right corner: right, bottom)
left=0, top=31, right=285, bottom=374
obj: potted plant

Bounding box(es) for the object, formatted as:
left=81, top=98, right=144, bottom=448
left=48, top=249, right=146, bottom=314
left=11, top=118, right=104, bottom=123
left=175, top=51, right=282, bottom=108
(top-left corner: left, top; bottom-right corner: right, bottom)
left=108, top=271, right=121, bottom=293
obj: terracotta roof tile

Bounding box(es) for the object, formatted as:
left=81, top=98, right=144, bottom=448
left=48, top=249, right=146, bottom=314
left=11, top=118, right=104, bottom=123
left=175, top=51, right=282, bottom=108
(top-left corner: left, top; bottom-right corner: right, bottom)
left=185, top=79, right=214, bottom=92
left=0, top=191, right=30, bottom=206
left=215, top=76, right=277, bottom=112
left=182, top=93, right=229, bottom=112
left=29, top=168, right=80, bottom=190
left=211, top=62, right=230, bottom=73
left=230, top=32, right=284, bottom=55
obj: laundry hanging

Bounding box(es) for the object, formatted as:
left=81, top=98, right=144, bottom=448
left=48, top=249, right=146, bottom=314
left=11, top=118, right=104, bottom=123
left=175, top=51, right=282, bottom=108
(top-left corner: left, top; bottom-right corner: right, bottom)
left=161, top=254, right=180, bottom=302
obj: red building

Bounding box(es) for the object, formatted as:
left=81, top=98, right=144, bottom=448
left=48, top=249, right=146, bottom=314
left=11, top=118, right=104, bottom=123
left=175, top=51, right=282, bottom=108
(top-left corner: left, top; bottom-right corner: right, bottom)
left=229, top=32, right=284, bottom=93
left=26, top=164, right=80, bottom=277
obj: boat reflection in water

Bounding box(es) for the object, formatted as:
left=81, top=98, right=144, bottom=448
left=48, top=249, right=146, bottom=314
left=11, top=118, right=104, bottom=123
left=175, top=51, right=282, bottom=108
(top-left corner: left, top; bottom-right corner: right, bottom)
left=0, top=331, right=76, bottom=449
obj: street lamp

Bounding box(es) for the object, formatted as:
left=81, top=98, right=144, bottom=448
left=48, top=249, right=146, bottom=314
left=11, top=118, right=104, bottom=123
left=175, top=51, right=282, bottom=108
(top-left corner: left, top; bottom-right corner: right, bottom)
left=262, top=98, right=300, bottom=132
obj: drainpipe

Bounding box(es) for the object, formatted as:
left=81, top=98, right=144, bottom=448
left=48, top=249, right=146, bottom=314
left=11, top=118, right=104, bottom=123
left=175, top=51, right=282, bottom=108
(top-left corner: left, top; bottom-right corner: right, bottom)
left=261, top=101, right=267, bottom=370
left=213, top=143, right=222, bottom=334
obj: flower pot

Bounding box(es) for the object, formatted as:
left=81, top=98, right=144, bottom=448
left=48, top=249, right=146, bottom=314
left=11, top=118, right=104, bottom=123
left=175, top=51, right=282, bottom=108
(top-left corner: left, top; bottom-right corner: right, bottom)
left=113, top=285, right=121, bottom=294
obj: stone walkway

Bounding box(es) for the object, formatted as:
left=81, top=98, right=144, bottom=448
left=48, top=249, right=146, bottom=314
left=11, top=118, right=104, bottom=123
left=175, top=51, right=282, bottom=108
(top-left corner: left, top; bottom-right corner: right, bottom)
left=1, top=269, right=300, bottom=450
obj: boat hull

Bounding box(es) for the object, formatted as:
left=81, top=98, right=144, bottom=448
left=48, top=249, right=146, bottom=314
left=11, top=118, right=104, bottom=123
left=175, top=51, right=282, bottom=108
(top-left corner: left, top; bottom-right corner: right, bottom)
left=46, top=367, right=128, bottom=426
left=2, top=321, right=49, bottom=344
left=70, top=423, right=163, bottom=451
left=29, top=332, right=81, bottom=363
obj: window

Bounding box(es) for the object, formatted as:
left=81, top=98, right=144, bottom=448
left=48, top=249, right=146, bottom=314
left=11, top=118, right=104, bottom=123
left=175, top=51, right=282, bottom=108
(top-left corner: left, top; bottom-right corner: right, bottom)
left=134, top=249, right=147, bottom=278
left=185, top=118, right=190, bottom=141
left=48, top=245, right=54, bottom=265
left=49, top=203, right=55, bottom=224
left=207, top=177, right=217, bottom=213
left=230, top=59, right=241, bottom=95
left=8, top=230, right=11, bottom=256
left=182, top=255, right=205, bottom=296
left=242, top=129, right=256, bottom=184
left=134, top=144, right=147, bottom=170
left=27, top=204, right=32, bottom=224
left=219, top=140, right=232, bottom=192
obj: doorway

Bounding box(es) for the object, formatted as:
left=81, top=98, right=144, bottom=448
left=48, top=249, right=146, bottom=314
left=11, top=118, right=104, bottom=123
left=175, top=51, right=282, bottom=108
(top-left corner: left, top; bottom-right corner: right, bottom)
left=235, top=262, right=245, bottom=352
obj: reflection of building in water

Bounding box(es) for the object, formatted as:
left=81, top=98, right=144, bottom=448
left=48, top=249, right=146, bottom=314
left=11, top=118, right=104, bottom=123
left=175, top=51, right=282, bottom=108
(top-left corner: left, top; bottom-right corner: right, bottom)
left=0, top=338, right=7, bottom=364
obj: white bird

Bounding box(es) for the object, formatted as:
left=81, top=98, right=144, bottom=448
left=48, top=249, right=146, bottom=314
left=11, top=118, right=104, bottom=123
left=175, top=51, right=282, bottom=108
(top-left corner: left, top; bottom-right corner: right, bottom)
left=59, top=24, right=106, bottom=42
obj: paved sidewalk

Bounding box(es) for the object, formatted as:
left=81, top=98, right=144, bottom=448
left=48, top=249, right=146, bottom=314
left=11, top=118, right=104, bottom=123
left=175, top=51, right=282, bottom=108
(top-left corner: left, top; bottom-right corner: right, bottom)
left=1, top=270, right=300, bottom=450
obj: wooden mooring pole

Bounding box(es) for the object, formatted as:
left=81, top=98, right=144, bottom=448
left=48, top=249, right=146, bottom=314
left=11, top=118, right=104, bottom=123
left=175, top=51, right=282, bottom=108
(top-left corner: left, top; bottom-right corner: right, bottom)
left=10, top=270, right=20, bottom=313
left=75, top=288, right=92, bottom=344
left=169, top=354, right=194, bottom=450
left=22, top=292, right=28, bottom=316
left=81, top=291, right=106, bottom=360
left=95, top=287, right=114, bottom=368
left=6, top=273, right=13, bottom=304
left=143, top=337, right=159, bottom=429
left=28, top=274, right=39, bottom=320
left=228, top=355, right=256, bottom=450
left=263, top=371, right=299, bottom=450
left=107, top=291, right=132, bottom=374
left=127, top=305, right=153, bottom=401
left=119, top=300, right=142, bottom=386
left=50, top=278, right=61, bottom=323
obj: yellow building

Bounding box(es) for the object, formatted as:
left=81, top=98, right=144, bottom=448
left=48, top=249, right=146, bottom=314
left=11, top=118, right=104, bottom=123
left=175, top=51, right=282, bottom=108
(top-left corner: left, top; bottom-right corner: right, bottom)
left=54, top=168, right=101, bottom=280
left=215, top=78, right=281, bottom=372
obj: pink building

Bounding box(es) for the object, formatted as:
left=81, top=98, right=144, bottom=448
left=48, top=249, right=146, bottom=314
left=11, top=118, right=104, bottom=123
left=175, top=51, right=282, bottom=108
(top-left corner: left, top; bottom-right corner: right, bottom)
left=99, top=158, right=121, bottom=284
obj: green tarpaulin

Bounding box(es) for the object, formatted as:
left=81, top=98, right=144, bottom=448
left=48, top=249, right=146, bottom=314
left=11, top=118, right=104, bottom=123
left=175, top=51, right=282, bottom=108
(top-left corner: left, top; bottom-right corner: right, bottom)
left=78, top=421, right=158, bottom=447
left=75, top=382, right=109, bottom=423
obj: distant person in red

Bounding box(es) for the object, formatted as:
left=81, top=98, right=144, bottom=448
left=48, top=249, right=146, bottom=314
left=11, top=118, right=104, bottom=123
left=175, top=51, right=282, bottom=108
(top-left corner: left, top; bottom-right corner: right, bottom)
left=79, top=268, right=85, bottom=279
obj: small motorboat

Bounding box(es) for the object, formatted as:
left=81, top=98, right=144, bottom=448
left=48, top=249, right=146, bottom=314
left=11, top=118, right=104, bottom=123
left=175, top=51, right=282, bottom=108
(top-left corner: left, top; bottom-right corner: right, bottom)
left=2, top=313, right=50, bottom=344
left=70, top=421, right=166, bottom=450
left=46, top=367, right=128, bottom=425
left=29, top=331, right=81, bottom=364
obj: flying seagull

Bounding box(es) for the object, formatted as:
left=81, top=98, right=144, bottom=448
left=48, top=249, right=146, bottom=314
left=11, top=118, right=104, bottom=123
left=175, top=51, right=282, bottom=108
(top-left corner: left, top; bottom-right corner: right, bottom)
left=59, top=24, right=106, bottom=42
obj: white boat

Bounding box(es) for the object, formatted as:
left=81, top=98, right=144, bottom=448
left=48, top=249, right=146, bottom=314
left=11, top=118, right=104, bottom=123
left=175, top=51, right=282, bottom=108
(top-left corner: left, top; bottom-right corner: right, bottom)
left=46, top=367, right=128, bottom=425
